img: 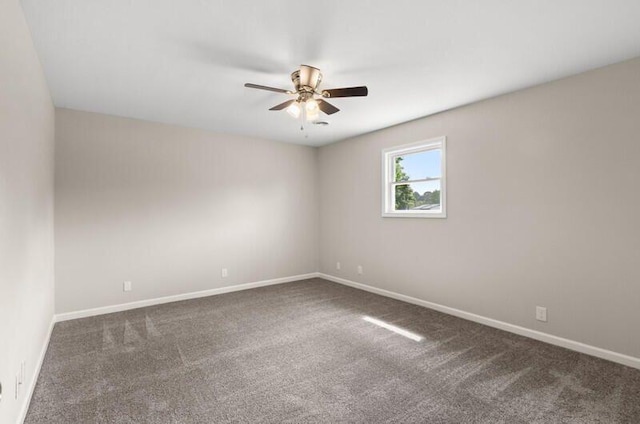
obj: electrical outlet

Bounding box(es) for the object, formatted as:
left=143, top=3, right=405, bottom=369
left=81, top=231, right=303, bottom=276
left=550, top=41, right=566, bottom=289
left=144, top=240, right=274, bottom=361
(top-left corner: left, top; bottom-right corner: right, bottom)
left=123, top=281, right=132, bottom=292
left=357, top=265, right=363, bottom=275
left=336, top=262, right=341, bottom=270
left=221, top=268, right=228, bottom=278
left=536, top=306, right=547, bottom=322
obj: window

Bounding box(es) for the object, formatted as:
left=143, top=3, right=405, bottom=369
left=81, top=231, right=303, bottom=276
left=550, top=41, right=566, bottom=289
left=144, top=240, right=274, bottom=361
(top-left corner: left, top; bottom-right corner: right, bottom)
left=382, top=137, right=446, bottom=218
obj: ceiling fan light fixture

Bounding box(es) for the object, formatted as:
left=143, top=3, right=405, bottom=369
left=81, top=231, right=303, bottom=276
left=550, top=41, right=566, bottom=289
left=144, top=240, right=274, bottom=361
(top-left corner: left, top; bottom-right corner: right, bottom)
left=305, top=99, right=320, bottom=121
left=245, top=65, right=368, bottom=123
left=305, top=98, right=319, bottom=113
left=286, top=101, right=301, bottom=118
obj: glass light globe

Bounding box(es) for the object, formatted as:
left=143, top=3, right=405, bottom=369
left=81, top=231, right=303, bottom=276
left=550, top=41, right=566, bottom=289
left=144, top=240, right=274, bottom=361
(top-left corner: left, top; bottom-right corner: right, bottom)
left=305, top=99, right=319, bottom=121
left=286, top=101, right=301, bottom=118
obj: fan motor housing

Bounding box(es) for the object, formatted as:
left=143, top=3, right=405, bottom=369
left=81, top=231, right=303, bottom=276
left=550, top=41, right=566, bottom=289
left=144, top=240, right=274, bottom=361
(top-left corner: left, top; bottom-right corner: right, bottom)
left=291, top=65, right=323, bottom=95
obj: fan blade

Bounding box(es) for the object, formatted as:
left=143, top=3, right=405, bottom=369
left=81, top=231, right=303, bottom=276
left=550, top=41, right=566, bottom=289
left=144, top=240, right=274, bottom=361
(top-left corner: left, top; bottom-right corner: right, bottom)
left=245, top=83, right=292, bottom=94
left=317, top=99, right=340, bottom=115
left=322, top=86, right=368, bottom=98
left=269, top=100, right=296, bottom=111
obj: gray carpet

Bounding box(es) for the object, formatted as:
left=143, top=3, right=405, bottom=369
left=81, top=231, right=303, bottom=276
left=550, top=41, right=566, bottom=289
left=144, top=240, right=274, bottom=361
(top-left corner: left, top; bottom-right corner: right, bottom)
left=25, top=278, right=640, bottom=423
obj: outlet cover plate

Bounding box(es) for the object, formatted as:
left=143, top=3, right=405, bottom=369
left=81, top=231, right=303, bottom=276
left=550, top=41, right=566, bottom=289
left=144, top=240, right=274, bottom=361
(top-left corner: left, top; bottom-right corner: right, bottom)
left=536, top=306, right=547, bottom=322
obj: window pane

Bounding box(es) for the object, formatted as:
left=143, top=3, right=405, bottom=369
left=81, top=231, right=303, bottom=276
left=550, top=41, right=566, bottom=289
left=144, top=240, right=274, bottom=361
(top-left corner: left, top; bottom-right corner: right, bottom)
left=394, top=180, right=441, bottom=211
left=394, top=149, right=441, bottom=182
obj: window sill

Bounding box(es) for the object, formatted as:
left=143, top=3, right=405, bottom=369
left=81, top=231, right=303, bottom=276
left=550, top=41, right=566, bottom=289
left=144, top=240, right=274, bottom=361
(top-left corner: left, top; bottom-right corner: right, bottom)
left=381, top=212, right=447, bottom=219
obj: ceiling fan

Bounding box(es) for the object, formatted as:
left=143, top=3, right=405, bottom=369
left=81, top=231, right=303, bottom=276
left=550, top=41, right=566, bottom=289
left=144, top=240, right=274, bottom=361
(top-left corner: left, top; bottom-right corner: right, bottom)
left=244, top=64, right=368, bottom=122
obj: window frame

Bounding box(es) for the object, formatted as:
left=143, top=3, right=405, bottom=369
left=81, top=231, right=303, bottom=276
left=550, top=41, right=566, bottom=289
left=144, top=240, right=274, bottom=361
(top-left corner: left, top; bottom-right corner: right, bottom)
left=381, top=136, right=447, bottom=219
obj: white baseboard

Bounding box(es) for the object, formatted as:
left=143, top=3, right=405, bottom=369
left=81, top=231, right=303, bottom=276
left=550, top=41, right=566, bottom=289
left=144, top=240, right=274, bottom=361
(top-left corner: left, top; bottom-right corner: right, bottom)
left=55, top=273, right=319, bottom=322
left=19, top=316, right=55, bottom=424
left=318, top=273, right=640, bottom=370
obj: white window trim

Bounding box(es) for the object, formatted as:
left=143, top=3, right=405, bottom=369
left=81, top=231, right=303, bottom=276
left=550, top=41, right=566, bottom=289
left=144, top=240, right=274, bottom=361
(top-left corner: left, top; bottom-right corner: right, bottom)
left=381, top=136, right=447, bottom=219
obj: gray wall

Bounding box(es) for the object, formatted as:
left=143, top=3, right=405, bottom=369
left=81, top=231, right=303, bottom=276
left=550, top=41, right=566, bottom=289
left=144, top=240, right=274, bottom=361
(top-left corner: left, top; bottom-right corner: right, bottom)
left=0, top=1, right=55, bottom=422
left=54, top=109, right=319, bottom=313
left=319, top=58, right=640, bottom=358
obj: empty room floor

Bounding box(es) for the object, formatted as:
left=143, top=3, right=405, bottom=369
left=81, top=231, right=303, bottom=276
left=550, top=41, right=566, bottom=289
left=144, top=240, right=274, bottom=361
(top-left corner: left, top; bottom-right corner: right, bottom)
left=25, top=278, right=640, bottom=423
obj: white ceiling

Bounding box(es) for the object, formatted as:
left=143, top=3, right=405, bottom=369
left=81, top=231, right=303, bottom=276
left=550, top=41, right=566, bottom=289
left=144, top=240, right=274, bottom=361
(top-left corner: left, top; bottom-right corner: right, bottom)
left=20, top=0, right=640, bottom=146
